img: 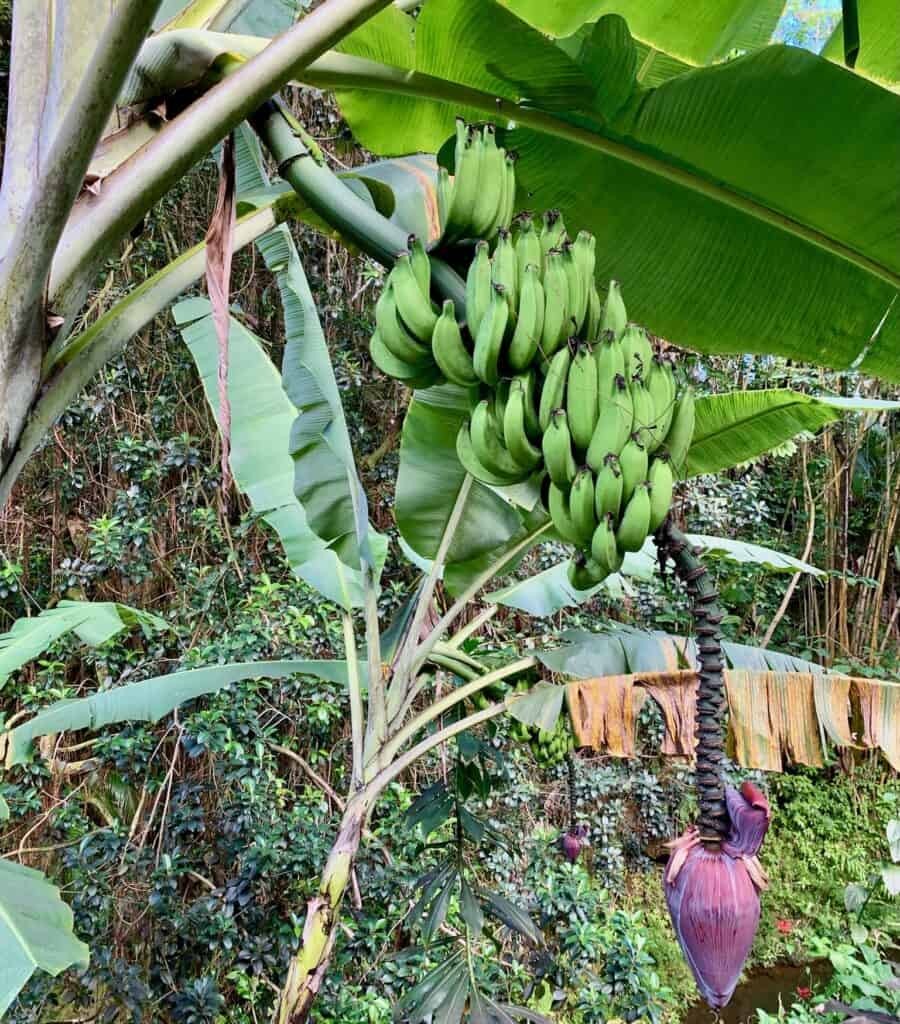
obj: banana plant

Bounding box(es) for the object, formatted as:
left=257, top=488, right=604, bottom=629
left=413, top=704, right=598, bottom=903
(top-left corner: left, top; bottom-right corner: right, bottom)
left=1, top=0, right=899, bottom=1020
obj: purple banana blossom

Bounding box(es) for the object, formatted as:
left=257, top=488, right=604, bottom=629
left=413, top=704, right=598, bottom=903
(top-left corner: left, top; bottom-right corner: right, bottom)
left=560, top=825, right=589, bottom=863
left=664, top=783, right=771, bottom=1008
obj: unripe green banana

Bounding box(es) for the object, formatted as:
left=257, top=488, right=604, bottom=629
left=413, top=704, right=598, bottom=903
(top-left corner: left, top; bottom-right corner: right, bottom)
left=391, top=253, right=438, bottom=341
left=648, top=454, right=674, bottom=531
left=473, top=284, right=509, bottom=386
left=594, top=453, right=624, bottom=519
left=566, top=342, right=599, bottom=451
left=456, top=421, right=522, bottom=486
left=568, top=552, right=609, bottom=590
left=616, top=481, right=651, bottom=553
left=514, top=214, right=542, bottom=287
left=471, top=399, right=530, bottom=481
left=444, top=119, right=480, bottom=243
left=541, top=249, right=570, bottom=357
left=540, top=209, right=566, bottom=262
left=370, top=330, right=443, bottom=388
left=586, top=375, right=633, bottom=468
left=490, top=150, right=518, bottom=239
left=508, top=263, right=545, bottom=372
left=490, top=378, right=511, bottom=428
left=663, top=388, right=695, bottom=475
left=647, top=355, right=677, bottom=441
left=619, top=433, right=649, bottom=504
left=561, top=240, right=585, bottom=336
left=491, top=227, right=518, bottom=309
left=570, top=466, right=597, bottom=545
left=375, top=284, right=433, bottom=366
left=437, top=166, right=454, bottom=236
left=503, top=380, right=543, bottom=470
left=595, top=329, right=626, bottom=392
left=592, top=513, right=623, bottom=574
left=543, top=408, right=578, bottom=489
left=572, top=231, right=596, bottom=329
left=622, top=323, right=653, bottom=381
left=538, top=346, right=571, bottom=432
left=431, top=299, right=478, bottom=386
left=471, top=124, right=505, bottom=238
left=549, top=482, right=581, bottom=544
left=600, top=280, right=627, bottom=340
left=629, top=377, right=660, bottom=451
left=466, top=239, right=493, bottom=338
left=515, top=370, right=541, bottom=440
left=585, top=284, right=602, bottom=340
left=408, top=234, right=431, bottom=299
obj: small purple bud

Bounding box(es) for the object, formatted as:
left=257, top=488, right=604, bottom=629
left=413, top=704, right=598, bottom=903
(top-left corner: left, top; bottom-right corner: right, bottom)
left=560, top=828, right=585, bottom=863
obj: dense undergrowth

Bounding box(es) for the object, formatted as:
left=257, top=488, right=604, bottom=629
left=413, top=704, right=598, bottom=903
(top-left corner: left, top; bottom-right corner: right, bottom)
left=1, top=118, right=898, bottom=1022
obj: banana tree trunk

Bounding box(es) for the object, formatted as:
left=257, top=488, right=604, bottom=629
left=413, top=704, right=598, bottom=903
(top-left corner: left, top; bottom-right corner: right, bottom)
left=278, top=792, right=369, bottom=1024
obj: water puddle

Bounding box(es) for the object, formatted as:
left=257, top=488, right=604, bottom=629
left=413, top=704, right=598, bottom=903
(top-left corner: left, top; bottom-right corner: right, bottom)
left=683, top=959, right=832, bottom=1024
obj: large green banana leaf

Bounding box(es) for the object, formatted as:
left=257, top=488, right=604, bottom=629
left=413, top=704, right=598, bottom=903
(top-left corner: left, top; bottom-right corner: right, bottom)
left=687, top=390, right=900, bottom=477
left=1, top=659, right=348, bottom=767
left=174, top=298, right=380, bottom=608
left=314, top=2, right=900, bottom=382
left=822, top=0, right=900, bottom=85
left=0, top=860, right=90, bottom=1016
left=0, top=602, right=166, bottom=691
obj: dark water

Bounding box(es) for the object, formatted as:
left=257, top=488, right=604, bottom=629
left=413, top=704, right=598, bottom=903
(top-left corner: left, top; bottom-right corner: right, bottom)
left=683, top=960, right=832, bottom=1024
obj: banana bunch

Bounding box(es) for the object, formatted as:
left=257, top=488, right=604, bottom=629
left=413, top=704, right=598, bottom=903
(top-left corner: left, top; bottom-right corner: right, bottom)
left=508, top=681, right=575, bottom=768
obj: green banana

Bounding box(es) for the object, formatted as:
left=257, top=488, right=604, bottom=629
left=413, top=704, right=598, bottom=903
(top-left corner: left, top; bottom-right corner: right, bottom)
left=541, top=249, right=570, bottom=357
left=431, top=300, right=477, bottom=386
left=491, top=227, right=518, bottom=309
left=595, top=330, right=626, bottom=392
left=648, top=455, right=674, bottom=531
left=572, top=230, right=596, bottom=328
left=542, top=408, right=578, bottom=489
left=503, top=380, right=543, bottom=470
left=490, top=377, right=511, bottom=427
left=616, top=482, right=652, bottom=553
left=370, top=331, right=442, bottom=388
left=516, top=370, right=541, bottom=440
left=465, top=240, right=493, bottom=338
left=408, top=234, right=431, bottom=300
left=375, top=284, right=433, bottom=366
left=570, top=466, right=597, bottom=545
left=391, top=252, right=438, bottom=341
left=540, top=209, right=566, bottom=262
left=508, top=263, right=545, bottom=371
left=561, top=240, right=585, bottom=336
left=619, top=433, right=649, bottom=504
left=663, top=388, right=695, bottom=475
left=586, top=375, right=633, bottom=468
left=538, top=346, right=571, bottom=432
left=647, top=355, right=677, bottom=441
left=622, top=323, right=654, bottom=381
left=600, top=280, right=627, bottom=340
left=489, top=149, right=518, bottom=239
left=444, top=120, right=481, bottom=242
left=629, top=377, right=659, bottom=451
left=566, top=342, right=599, bottom=451
left=437, top=166, right=454, bottom=236
left=471, top=124, right=505, bottom=238
left=585, top=283, right=602, bottom=340
left=570, top=556, right=608, bottom=590
left=549, top=482, right=582, bottom=544
left=456, top=422, right=522, bottom=486
left=594, top=453, right=624, bottom=519
left=591, top=513, right=623, bottom=574
left=473, top=284, right=509, bottom=385
left=471, top=398, right=529, bottom=480
left=514, top=213, right=542, bottom=286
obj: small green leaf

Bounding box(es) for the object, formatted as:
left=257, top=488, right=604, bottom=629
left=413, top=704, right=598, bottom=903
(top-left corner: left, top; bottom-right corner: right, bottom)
left=460, top=878, right=484, bottom=938
left=844, top=882, right=868, bottom=912
left=482, top=890, right=542, bottom=945
left=881, top=864, right=900, bottom=896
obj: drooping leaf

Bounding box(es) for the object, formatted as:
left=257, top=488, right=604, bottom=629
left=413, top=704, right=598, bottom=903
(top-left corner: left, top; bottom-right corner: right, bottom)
left=508, top=680, right=564, bottom=733
left=685, top=390, right=900, bottom=476
left=822, top=0, right=900, bottom=86
left=395, top=954, right=468, bottom=1024
left=569, top=674, right=642, bottom=756
left=0, top=859, right=90, bottom=1015
left=854, top=677, right=900, bottom=771
left=175, top=299, right=370, bottom=608
left=323, top=22, right=900, bottom=382
left=460, top=877, right=484, bottom=938
left=2, top=659, right=349, bottom=766
left=0, top=602, right=166, bottom=691
left=481, top=890, right=543, bottom=945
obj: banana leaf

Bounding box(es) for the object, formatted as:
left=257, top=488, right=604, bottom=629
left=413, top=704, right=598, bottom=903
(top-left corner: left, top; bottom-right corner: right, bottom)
left=823, top=0, right=900, bottom=85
